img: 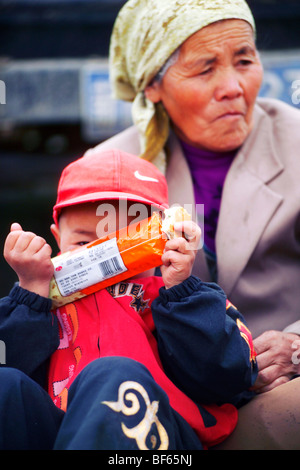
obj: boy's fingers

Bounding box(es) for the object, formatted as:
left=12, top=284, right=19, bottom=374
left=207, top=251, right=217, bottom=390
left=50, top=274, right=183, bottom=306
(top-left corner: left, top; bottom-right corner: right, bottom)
left=39, top=243, right=53, bottom=258
left=164, top=237, right=188, bottom=254
left=33, top=240, right=53, bottom=260
left=4, top=231, right=21, bottom=254
left=174, top=221, right=201, bottom=244
left=165, top=233, right=199, bottom=255
left=11, top=231, right=38, bottom=253
left=4, top=223, right=24, bottom=254
left=10, top=222, right=23, bottom=232
left=27, top=236, right=49, bottom=255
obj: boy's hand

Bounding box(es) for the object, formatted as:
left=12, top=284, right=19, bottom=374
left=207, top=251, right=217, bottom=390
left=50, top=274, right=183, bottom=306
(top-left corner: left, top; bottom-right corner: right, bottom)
left=4, top=223, right=54, bottom=297
left=161, top=221, right=201, bottom=289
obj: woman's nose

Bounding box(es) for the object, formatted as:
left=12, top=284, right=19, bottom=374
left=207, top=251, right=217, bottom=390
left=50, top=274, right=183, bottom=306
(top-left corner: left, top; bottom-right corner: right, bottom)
left=214, top=69, right=243, bottom=101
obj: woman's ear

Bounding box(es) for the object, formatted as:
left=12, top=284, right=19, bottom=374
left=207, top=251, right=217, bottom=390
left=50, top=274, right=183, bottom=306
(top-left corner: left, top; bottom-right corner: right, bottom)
left=144, top=81, right=162, bottom=103
left=50, top=223, right=61, bottom=250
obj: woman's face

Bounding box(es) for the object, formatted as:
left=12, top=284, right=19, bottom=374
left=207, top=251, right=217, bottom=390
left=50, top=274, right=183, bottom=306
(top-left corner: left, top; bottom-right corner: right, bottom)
left=145, top=20, right=263, bottom=152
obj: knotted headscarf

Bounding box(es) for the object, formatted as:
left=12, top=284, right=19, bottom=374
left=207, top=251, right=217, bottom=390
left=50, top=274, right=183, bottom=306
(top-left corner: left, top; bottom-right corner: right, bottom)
left=109, top=0, right=256, bottom=173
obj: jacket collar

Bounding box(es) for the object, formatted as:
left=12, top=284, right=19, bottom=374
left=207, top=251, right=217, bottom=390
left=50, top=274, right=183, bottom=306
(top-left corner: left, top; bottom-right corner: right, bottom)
left=166, top=102, right=284, bottom=294
left=237, top=103, right=284, bottom=184
left=216, top=103, right=284, bottom=294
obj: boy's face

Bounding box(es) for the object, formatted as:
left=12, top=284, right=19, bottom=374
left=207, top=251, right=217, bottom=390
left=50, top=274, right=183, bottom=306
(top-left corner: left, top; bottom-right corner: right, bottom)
left=50, top=200, right=156, bottom=278
left=51, top=203, right=100, bottom=253
left=51, top=200, right=153, bottom=253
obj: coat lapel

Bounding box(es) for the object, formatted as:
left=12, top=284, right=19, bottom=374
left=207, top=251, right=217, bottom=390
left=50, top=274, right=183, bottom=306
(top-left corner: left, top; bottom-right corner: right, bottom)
left=216, top=105, right=284, bottom=295
left=166, top=105, right=285, bottom=292
left=166, top=133, right=211, bottom=281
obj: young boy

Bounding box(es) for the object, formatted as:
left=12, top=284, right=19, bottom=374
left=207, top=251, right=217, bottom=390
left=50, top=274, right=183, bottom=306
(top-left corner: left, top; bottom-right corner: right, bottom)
left=0, top=149, right=257, bottom=450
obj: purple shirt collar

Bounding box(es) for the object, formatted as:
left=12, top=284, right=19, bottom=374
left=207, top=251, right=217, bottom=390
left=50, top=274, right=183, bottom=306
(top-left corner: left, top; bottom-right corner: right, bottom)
left=180, top=140, right=236, bottom=254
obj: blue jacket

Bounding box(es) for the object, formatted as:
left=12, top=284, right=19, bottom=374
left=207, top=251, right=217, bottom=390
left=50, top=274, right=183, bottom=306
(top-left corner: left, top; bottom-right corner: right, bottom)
left=0, top=276, right=257, bottom=406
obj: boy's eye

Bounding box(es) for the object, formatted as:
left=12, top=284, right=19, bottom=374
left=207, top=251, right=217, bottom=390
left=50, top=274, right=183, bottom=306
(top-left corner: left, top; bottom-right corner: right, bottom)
left=77, top=241, right=89, bottom=246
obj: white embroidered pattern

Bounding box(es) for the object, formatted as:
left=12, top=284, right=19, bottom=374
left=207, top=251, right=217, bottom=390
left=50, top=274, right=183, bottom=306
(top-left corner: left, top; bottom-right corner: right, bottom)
left=102, top=380, right=169, bottom=449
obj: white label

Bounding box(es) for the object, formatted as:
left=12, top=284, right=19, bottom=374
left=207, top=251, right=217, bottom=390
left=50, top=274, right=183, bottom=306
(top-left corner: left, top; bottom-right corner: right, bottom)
left=52, top=238, right=127, bottom=297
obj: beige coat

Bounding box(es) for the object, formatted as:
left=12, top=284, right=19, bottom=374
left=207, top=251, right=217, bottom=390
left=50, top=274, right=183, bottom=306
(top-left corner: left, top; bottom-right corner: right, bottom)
left=85, top=98, right=300, bottom=338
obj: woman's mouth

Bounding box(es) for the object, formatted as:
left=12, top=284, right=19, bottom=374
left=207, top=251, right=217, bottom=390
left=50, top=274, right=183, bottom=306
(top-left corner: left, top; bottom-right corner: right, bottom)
left=215, top=110, right=245, bottom=121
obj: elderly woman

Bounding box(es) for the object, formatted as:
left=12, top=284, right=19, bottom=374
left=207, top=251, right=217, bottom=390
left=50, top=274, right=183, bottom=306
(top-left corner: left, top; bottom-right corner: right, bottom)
left=85, top=0, right=300, bottom=448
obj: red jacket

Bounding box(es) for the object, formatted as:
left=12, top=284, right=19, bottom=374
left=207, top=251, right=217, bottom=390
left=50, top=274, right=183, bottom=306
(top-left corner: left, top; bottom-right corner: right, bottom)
left=48, top=276, right=256, bottom=448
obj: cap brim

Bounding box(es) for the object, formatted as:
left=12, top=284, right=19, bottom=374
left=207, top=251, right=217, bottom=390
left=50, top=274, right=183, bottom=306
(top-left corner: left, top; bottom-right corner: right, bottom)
left=53, top=191, right=168, bottom=225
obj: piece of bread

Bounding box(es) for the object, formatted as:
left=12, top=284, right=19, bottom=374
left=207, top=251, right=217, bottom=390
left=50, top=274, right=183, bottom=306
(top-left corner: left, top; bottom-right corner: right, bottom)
left=161, top=205, right=192, bottom=239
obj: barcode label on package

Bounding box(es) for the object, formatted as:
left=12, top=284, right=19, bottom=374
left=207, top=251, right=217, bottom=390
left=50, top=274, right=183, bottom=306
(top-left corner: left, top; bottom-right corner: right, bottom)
left=52, top=238, right=127, bottom=297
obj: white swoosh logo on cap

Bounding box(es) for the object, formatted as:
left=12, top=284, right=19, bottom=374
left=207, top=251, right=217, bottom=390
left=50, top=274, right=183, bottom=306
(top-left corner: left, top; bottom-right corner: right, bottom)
left=134, top=170, right=159, bottom=182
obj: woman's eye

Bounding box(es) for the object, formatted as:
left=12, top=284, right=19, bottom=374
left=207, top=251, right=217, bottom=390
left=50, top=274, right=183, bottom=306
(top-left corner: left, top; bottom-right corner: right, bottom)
left=200, top=68, right=212, bottom=76
left=239, top=59, right=252, bottom=66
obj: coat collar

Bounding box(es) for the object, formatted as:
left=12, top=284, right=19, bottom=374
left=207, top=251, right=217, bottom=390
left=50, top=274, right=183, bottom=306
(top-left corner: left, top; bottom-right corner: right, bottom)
left=166, top=102, right=284, bottom=293
left=236, top=103, right=284, bottom=184
left=216, top=103, right=284, bottom=294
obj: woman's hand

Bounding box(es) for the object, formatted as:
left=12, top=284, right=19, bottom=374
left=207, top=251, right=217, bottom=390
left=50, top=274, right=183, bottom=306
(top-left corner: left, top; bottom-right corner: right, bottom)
left=4, top=223, right=54, bottom=298
left=251, top=330, right=300, bottom=393
left=161, top=220, right=201, bottom=289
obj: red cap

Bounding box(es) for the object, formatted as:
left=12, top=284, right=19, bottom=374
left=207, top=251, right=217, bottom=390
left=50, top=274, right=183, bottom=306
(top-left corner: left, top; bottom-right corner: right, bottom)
left=53, top=149, right=169, bottom=225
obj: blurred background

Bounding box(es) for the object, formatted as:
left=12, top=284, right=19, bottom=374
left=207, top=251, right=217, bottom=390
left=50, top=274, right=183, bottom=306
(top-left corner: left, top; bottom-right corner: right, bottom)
left=0, top=0, right=300, bottom=296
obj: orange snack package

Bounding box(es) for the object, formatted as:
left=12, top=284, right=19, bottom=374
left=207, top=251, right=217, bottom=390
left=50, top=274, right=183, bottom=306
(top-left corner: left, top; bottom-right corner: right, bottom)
left=49, top=206, right=191, bottom=309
